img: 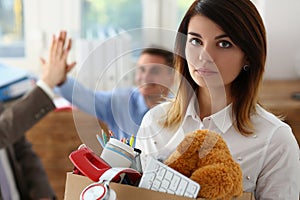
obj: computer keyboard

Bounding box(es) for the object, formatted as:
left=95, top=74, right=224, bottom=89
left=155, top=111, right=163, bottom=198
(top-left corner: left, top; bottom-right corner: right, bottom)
left=138, top=157, right=200, bottom=198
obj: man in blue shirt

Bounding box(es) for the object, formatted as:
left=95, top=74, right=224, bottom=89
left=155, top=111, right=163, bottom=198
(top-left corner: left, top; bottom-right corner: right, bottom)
left=55, top=46, right=174, bottom=140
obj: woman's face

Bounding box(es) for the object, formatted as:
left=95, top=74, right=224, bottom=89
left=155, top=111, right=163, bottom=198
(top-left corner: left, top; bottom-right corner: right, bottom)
left=185, top=14, right=246, bottom=89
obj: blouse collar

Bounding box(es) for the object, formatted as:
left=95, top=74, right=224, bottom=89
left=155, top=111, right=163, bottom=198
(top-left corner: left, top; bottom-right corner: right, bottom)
left=184, top=95, right=234, bottom=134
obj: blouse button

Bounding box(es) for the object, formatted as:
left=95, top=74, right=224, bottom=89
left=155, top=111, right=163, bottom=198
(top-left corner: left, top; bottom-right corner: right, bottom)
left=252, top=134, right=257, bottom=138
left=237, top=157, right=243, bottom=161
left=246, top=176, right=251, bottom=180
left=154, top=141, right=157, bottom=145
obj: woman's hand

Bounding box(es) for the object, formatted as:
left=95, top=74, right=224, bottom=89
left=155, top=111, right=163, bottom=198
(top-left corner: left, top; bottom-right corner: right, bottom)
left=40, top=30, right=76, bottom=88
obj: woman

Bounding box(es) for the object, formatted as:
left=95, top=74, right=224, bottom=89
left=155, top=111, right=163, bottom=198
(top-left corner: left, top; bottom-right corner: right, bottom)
left=136, top=0, right=300, bottom=199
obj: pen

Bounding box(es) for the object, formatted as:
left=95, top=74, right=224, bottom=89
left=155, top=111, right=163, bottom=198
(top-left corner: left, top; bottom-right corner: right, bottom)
left=102, top=130, right=108, bottom=145
left=96, top=134, right=105, bottom=148
left=129, top=135, right=134, bottom=147
left=109, top=130, right=115, bottom=138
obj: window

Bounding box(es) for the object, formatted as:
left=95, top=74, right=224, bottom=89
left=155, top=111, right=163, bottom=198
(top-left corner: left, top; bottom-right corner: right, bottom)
left=77, top=0, right=196, bottom=89
left=177, top=0, right=195, bottom=21
left=0, top=0, right=24, bottom=57
left=81, top=0, right=143, bottom=39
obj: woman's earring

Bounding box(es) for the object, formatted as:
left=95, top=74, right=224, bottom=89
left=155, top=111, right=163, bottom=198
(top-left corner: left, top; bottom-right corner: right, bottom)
left=243, top=64, right=250, bottom=71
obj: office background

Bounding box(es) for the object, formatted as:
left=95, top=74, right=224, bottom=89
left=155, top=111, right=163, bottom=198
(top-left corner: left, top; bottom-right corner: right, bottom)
left=1, top=0, right=300, bottom=85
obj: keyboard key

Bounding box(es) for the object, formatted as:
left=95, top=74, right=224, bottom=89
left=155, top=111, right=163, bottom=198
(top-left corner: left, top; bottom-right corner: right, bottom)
left=156, top=167, right=166, bottom=181
left=177, top=179, right=188, bottom=196
left=152, top=179, right=161, bottom=189
left=165, top=170, right=173, bottom=181
left=161, top=179, right=170, bottom=189
left=186, top=183, right=198, bottom=194
left=169, top=174, right=180, bottom=191
left=184, top=192, right=194, bottom=198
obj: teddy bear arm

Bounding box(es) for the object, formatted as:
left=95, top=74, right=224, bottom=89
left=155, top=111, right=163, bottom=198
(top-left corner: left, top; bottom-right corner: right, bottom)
left=165, top=153, right=199, bottom=177
left=229, top=163, right=244, bottom=197
left=190, top=164, right=235, bottom=199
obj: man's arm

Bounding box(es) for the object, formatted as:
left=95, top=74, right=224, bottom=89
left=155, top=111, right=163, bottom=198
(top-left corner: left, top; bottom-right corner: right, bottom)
left=0, top=87, right=55, bottom=148
left=8, top=136, right=56, bottom=199
left=0, top=30, right=76, bottom=148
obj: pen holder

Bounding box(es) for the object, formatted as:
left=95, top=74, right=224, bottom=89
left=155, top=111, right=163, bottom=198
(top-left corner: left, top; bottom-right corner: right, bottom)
left=131, top=148, right=142, bottom=173
left=100, top=138, right=135, bottom=168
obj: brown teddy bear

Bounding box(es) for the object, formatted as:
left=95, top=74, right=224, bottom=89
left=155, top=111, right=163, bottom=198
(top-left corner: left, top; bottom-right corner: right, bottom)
left=164, top=129, right=243, bottom=200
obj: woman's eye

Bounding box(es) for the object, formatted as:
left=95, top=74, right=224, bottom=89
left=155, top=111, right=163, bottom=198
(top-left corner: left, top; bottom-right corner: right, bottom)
left=218, top=41, right=232, bottom=48
left=189, top=38, right=202, bottom=46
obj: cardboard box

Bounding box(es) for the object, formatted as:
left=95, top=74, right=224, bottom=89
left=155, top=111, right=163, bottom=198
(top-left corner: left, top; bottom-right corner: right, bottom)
left=64, top=172, right=255, bottom=200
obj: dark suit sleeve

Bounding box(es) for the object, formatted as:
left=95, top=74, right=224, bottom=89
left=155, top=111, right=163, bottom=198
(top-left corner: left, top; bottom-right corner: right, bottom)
left=8, top=136, right=56, bottom=199
left=0, top=86, right=55, bottom=148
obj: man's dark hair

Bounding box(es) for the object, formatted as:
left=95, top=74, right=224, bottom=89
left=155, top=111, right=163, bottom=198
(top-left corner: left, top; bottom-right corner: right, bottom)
left=141, top=46, right=174, bottom=67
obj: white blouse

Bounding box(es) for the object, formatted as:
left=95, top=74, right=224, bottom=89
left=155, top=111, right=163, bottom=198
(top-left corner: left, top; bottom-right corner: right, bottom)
left=136, top=96, right=300, bottom=200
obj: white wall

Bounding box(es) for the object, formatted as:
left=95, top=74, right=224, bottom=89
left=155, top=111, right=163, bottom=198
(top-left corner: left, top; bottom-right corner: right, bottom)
left=261, top=0, right=300, bottom=79
left=2, top=0, right=300, bottom=80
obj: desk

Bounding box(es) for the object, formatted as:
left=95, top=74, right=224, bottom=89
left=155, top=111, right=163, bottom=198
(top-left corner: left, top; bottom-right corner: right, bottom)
left=25, top=80, right=300, bottom=200
left=26, top=110, right=101, bottom=200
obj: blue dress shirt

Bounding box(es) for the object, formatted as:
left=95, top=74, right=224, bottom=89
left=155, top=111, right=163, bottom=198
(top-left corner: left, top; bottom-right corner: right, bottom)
left=56, top=78, right=149, bottom=140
